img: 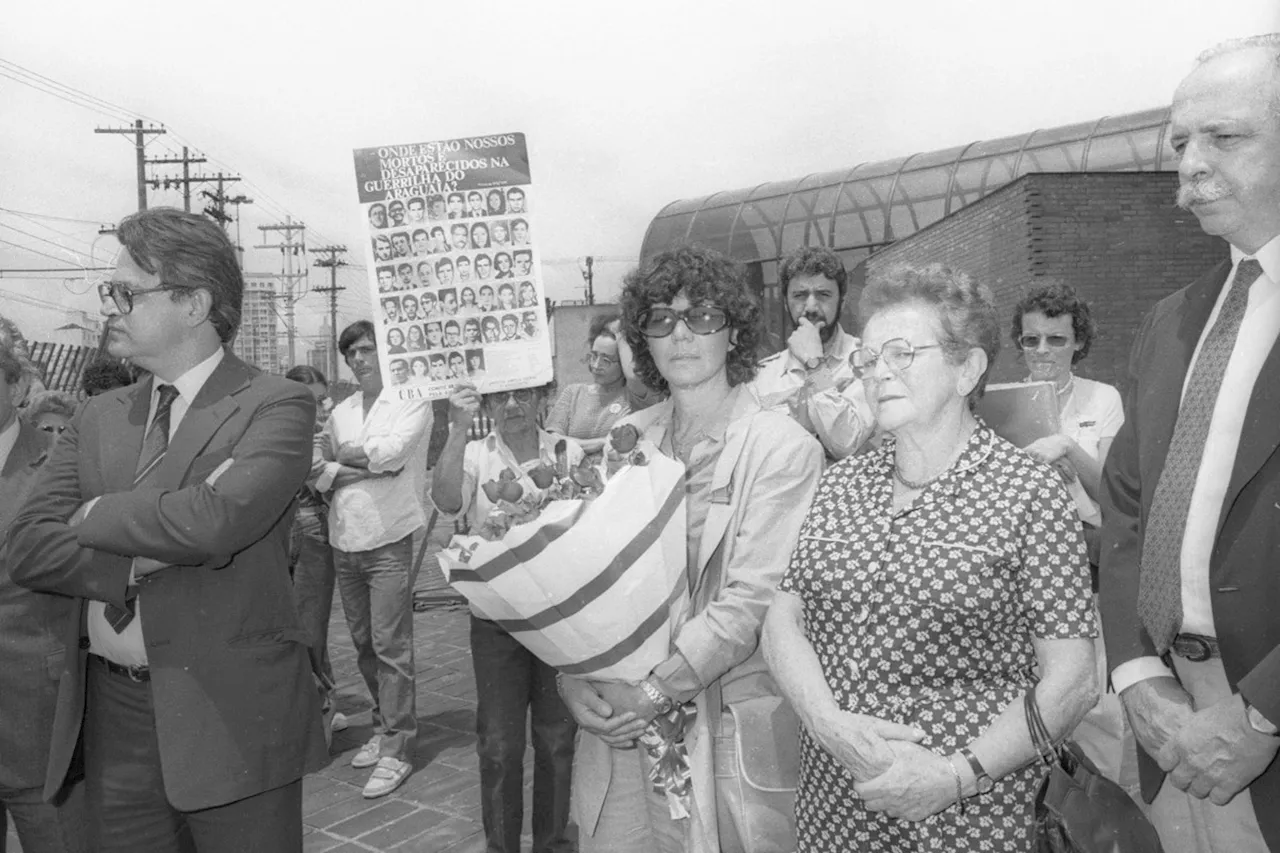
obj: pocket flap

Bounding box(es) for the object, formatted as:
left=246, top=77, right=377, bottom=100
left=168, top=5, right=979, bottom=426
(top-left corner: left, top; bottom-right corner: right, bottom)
left=729, top=696, right=801, bottom=792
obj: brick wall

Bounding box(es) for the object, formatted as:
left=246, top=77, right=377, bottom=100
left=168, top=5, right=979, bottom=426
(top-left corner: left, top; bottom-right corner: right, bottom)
left=861, top=172, right=1226, bottom=393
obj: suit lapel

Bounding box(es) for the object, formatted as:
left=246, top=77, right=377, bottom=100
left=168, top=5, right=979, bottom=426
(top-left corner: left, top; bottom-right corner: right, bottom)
left=0, top=422, right=51, bottom=532
left=694, top=393, right=760, bottom=579
left=100, top=380, right=152, bottom=492
left=155, top=354, right=251, bottom=489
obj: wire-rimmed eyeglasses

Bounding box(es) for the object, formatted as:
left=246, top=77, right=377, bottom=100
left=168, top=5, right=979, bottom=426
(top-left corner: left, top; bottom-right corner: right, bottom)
left=849, top=338, right=943, bottom=379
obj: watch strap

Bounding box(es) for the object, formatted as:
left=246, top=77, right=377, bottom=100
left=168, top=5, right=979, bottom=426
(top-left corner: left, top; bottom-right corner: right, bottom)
left=639, top=679, right=673, bottom=714
left=960, top=747, right=993, bottom=792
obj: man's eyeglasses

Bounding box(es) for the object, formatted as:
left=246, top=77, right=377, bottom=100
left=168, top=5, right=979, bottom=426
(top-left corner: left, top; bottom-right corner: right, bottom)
left=586, top=352, right=618, bottom=368
left=637, top=305, right=729, bottom=338
left=97, top=281, right=184, bottom=315
left=850, top=338, right=943, bottom=379
left=1018, top=334, right=1073, bottom=351
left=485, top=389, right=535, bottom=406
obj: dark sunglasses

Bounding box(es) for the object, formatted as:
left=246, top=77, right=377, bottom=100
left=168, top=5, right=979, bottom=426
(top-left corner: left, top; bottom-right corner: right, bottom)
left=637, top=305, right=729, bottom=338
left=1018, top=334, right=1073, bottom=351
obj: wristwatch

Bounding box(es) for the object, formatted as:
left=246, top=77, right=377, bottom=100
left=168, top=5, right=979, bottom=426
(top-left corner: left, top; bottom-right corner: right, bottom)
left=1245, top=701, right=1280, bottom=736
left=639, top=679, right=675, bottom=715
left=960, top=747, right=995, bottom=795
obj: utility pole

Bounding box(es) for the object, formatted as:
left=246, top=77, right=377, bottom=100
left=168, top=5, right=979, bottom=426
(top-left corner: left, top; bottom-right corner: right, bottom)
left=145, top=147, right=208, bottom=212
left=312, top=246, right=348, bottom=381
left=200, top=173, right=245, bottom=228
left=255, top=217, right=307, bottom=367
left=95, top=119, right=166, bottom=210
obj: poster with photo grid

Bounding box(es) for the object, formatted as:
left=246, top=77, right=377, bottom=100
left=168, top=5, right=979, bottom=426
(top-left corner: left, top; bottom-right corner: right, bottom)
left=353, top=132, right=552, bottom=400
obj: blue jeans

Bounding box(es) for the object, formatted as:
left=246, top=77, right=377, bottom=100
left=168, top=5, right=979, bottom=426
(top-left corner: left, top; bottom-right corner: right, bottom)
left=470, top=615, right=576, bottom=853
left=334, top=534, right=419, bottom=761
left=0, top=781, right=89, bottom=853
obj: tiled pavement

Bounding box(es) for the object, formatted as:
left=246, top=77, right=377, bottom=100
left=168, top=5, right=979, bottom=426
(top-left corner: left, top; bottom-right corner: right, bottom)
left=6, top=520, right=536, bottom=853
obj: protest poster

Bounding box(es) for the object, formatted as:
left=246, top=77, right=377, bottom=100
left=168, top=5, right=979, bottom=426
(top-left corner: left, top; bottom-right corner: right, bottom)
left=353, top=132, right=552, bottom=400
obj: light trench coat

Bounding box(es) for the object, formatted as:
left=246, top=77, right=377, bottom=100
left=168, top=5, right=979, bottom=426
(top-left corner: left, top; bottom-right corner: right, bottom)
left=571, top=389, right=824, bottom=852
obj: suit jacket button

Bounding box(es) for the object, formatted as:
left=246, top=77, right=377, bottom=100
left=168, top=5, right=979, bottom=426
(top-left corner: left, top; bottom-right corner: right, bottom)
left=78, top=637, right=90, bottom=650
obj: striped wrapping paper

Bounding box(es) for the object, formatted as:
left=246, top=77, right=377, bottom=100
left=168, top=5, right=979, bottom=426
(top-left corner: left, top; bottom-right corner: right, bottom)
left=438, top=442, right=688, bottom=682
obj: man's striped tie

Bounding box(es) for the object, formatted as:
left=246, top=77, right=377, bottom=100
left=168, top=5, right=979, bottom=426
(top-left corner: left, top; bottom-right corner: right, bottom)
left=104, top=384, right=179, bottom=633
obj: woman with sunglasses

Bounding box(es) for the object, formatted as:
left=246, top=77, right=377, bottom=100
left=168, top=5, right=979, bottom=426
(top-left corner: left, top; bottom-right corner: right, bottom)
left=432, top=382, right=585, bottom=853
left=559, top=246, right=823, bottom=853
left=762, top=264, right=1097, bottom=852
left=22, top=389, right=76, bottom=441
left=544, top=312, right=631, bottom=458
left=1011, top=283, right=1133, bottom=794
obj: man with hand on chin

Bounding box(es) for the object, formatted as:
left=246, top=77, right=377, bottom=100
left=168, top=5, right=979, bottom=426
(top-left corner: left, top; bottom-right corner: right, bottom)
left=748, top=245, right=873, bottom=461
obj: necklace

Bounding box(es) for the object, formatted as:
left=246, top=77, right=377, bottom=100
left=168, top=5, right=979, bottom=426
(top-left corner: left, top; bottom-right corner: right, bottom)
left=892, top=424, right=975, bottom=491
left=1055, top=374, right=1076, bottom=398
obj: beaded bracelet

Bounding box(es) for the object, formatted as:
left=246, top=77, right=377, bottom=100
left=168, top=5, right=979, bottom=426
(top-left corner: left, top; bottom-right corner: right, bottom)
left=946, top=753, right=967, bottom=816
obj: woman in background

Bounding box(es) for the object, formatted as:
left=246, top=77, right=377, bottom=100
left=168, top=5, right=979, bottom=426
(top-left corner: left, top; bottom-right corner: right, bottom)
left=544, top=312, right=631, bottom=457
left=285, top=365, right=346, bottom=734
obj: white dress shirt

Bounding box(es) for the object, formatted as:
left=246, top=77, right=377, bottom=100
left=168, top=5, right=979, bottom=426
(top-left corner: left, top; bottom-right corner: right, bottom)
left=316, top=389, right=431, bottom=553
left=1112, top=235, right=1280, bottom=692
left=747, top=325, right=873, bottom=460
left=89, top=347, right=226, bottom=667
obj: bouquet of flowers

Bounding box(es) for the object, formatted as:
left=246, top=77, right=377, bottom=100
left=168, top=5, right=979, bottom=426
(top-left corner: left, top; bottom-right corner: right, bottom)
left=439, top=424, right=688, bottom=682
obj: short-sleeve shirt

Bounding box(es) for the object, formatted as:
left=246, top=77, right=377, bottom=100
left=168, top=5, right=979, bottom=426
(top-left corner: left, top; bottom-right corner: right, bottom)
left=1056, top=375, right=1124, bottom=526
left=544, top=381, right=630, bottom=443
left=778, top=423, right=1093, bottom=851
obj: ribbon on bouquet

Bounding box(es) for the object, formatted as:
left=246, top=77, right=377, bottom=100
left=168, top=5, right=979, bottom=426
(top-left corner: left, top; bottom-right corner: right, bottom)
left=638, top=703, right=697, bottom=820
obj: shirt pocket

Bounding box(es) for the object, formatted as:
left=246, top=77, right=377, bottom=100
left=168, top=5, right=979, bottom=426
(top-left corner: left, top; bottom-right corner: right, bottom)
left=894, top=539, right=1017, bottom=634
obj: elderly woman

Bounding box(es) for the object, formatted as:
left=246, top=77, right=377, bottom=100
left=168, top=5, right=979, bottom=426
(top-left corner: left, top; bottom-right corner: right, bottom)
left=1011, top=283, right=1131, bottom=790
left=559, top=246, right=823, bottom=853
left=762, top=263, right=1097, bottom=852
left=543, top=312, right=631, bottom=457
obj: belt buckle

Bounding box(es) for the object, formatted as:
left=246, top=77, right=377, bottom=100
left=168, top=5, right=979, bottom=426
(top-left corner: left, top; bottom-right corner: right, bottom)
left=1176, top=634, right=1213, bottom=662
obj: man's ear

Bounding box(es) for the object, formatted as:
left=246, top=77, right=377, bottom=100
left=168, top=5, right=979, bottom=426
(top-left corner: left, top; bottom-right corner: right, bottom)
left=186, top=288, right=215, bottom=331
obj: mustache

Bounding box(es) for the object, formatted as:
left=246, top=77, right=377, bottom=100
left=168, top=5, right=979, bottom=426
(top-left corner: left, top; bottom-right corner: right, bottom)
left=1176, top=180, right=1231, bottom=209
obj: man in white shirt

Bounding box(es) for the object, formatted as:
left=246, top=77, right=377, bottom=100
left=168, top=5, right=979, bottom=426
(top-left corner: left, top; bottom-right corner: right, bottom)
left=431, top=383, right=580, bottom=853
left=312, top=320, right=432, bottom=799
left=1100, top=34, right=1280, bottom=853
left=7, top=207, right=326, bottom=851
left=747, top=246, right=873, bottom=460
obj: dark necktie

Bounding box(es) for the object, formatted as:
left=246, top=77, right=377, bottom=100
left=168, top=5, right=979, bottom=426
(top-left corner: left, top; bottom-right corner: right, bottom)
left=104, top=383, right=179, bottom=632
left=1138, top=259, right=1264, bottom=654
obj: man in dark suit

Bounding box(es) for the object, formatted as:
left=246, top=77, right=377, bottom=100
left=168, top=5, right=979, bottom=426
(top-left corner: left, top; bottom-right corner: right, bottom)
left=1100, top=34, right=1280, bottom=853
left=6, top=207, right=327, bottom=852
left=0, top=338, right=88, bottom=852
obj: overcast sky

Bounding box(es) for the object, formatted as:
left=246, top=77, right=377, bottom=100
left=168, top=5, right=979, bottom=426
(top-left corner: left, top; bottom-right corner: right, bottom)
left=2, top=0, right=1276, bottom=356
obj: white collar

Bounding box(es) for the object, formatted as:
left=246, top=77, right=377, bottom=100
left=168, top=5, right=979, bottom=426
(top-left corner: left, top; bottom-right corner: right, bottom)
left=1230, top=233, right=1280, bottom=284
left=159, top=346, right=225, bottom=403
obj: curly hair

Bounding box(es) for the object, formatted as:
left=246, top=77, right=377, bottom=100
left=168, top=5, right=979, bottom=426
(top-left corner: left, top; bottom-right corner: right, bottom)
left=778, top=245, right=848, bottom=303
left=24, top=389, right=77, bottom=424
left=1010, top=282, right=1094, bottom=365
left=619, top=246, right=763, bottom=394
left=587, top=310, right=622, bottom=347
left=81, top=357, right=135, bottom=396
left=859, top=263, right=1001, bottom=404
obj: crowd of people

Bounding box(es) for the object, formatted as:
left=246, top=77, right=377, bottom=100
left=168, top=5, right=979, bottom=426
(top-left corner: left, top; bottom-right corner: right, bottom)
left=0, top=32, right=1277, bottom=853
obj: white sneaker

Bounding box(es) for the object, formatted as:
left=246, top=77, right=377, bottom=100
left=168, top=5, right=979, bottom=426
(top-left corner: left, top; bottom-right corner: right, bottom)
left=330, top=712, right=349, bottom=733
left=351, top=734, right=382, bottom=769
left=362, top=756, right=412, bottom=798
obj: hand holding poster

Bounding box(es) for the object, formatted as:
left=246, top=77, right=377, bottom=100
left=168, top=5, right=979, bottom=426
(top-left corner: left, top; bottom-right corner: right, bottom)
left=354, top=132, right=552, bottom=400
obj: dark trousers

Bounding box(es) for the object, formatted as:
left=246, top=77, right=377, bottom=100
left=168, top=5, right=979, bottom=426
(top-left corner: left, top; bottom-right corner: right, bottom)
left=470, top=615, right=577, bottom=853
left=85, top=657, right=303, bottom=853
left=0, top=780, right=89, bottom=853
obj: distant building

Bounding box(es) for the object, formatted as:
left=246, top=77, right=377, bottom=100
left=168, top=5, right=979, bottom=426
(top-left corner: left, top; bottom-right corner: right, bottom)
left=232, top=276, right=279, bottom=371
left=307, top=346, right=328, bottom=374
left=50, top=308, right=103, bottom=349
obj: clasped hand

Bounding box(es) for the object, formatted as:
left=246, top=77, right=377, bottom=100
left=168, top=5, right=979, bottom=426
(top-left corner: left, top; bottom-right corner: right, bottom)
left=558, top=675, right=658, bottom=748
left=1124, top=679, right=1278, bottom=806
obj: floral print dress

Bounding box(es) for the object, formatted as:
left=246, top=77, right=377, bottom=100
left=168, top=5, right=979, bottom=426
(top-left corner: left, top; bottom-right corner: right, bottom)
left=778, top=423, right=1094, bottom=851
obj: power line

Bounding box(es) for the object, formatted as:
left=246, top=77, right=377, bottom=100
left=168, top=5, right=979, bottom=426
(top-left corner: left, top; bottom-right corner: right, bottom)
left=0, top=58, right=141, bottom=122
left=0, top=206, right=111, bottom=226
left=0, top=236, right=76, bottom=264
left=0, top=221, right=94, bottom=257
